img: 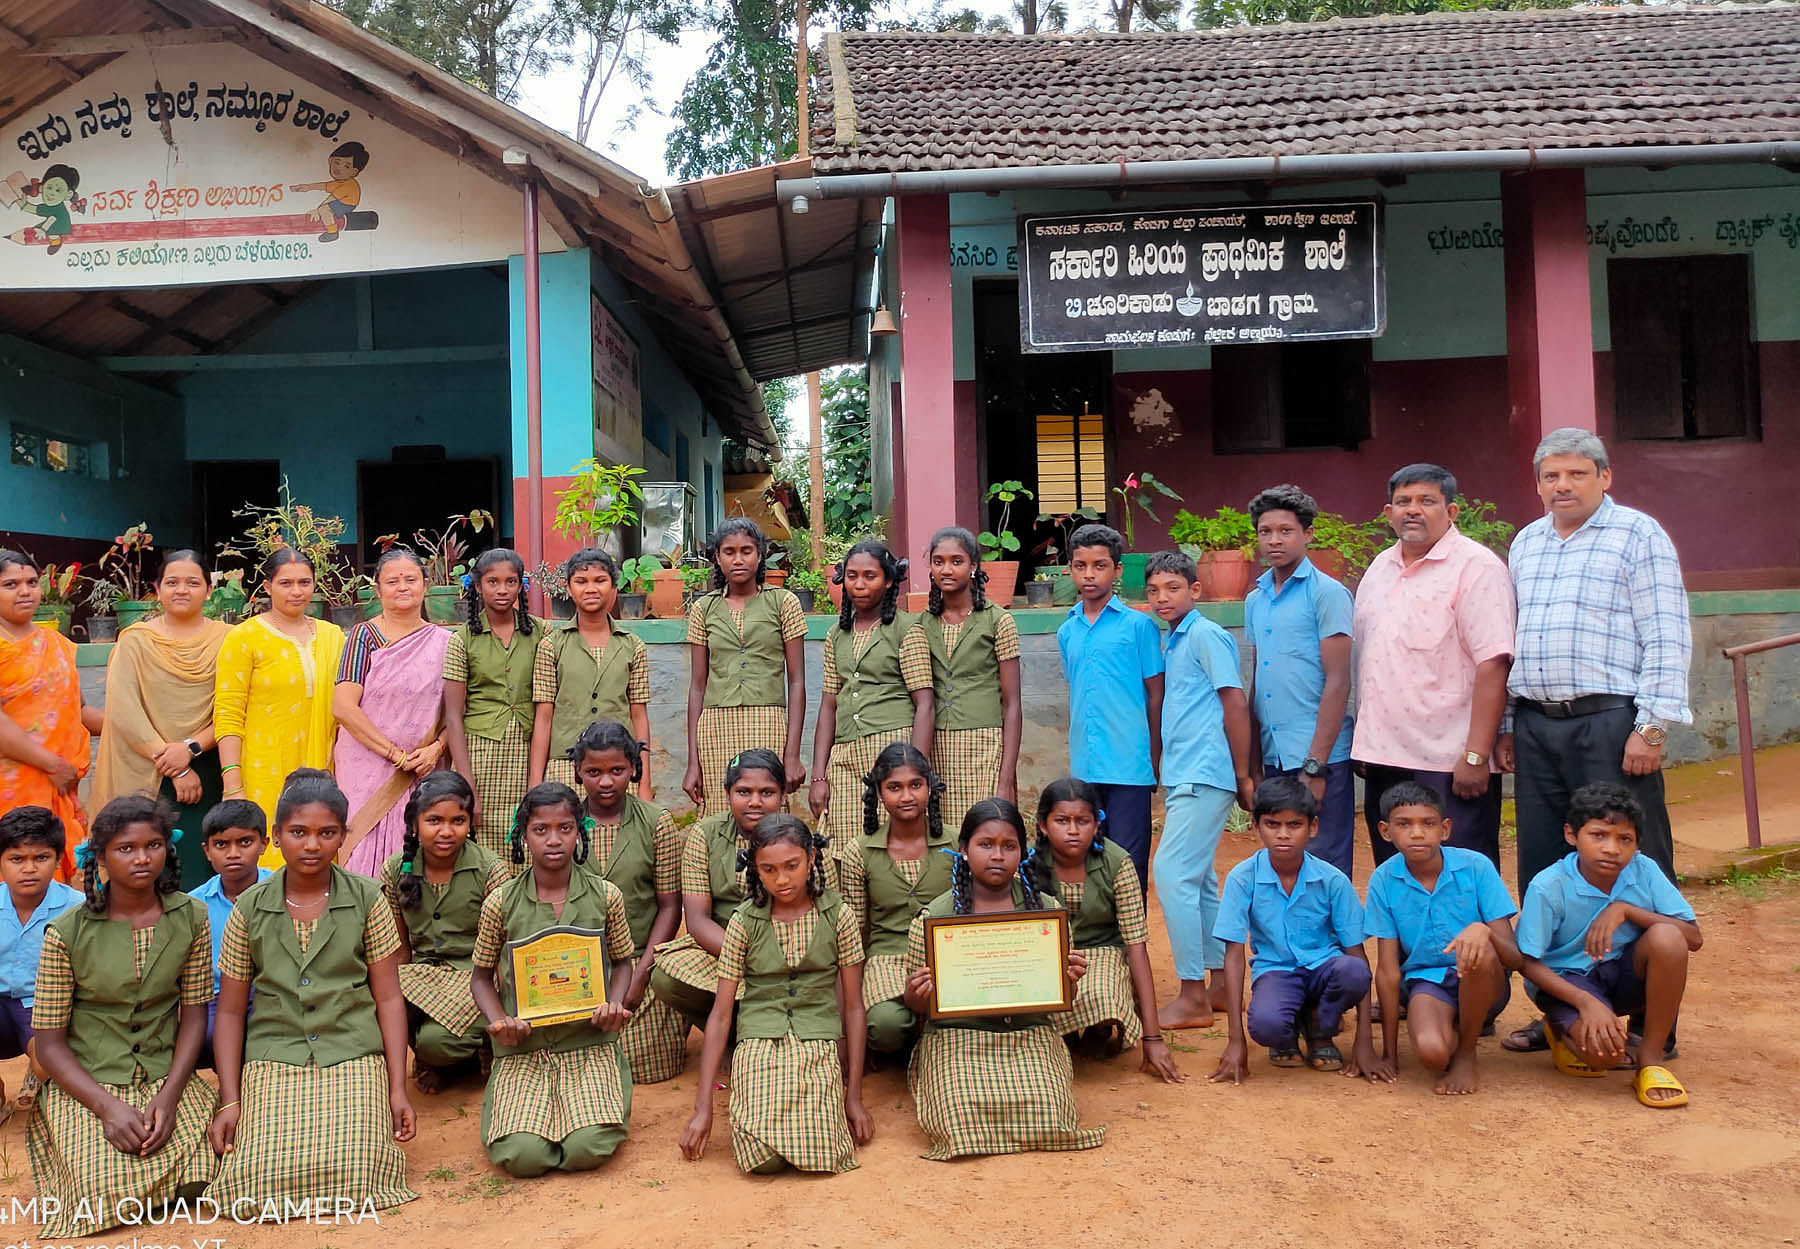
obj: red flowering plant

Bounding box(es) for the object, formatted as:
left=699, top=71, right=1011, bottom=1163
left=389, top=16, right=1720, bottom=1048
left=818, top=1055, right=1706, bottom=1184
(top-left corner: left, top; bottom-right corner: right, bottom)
left=1109, top=471, right=1182, bottom=551
left=99, top=523, right=156, bottom=601
left=34, top=561, right=87, bottom=606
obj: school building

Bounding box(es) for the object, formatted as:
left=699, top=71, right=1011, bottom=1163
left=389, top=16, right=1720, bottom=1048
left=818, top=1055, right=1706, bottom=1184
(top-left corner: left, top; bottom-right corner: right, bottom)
left=0, top=0, right=776, bottom=580
left=670, top=8, right=1800, bottom=772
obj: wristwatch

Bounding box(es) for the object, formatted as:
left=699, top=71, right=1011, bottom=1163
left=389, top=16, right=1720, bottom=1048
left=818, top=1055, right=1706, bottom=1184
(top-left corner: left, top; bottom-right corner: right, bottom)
left=1634, top=721, right=1668, bottom=747
left=185, top=738, right=203, bottom=759
left=1463, top=750, right=1488, bottom=767
left=1300, top=757, right=1326, bottom=779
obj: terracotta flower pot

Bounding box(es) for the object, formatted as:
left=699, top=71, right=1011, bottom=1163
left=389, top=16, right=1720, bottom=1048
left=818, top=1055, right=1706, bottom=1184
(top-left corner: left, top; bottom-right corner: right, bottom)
left=1309, top=549, right=1348, bottom=582
left=981, top=559, right=1020, bottom=607
left=1198, top=550, right=1254, bottom=601
left=826, top=578, right=844, bottom=610
left=764, top=568, right=788, bottom=587
left=649, top=568, right=685, bottom=619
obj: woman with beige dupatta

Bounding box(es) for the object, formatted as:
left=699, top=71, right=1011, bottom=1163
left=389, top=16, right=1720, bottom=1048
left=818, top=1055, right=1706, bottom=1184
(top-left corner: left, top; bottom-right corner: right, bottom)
left=333, top=548, right=449, bottom=876
left=91, top=550, right=229, bottom=889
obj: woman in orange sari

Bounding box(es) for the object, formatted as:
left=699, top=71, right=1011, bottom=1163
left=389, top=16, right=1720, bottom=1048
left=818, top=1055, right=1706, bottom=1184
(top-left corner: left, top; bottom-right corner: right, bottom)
left=0, top=551, right=101, bottom=880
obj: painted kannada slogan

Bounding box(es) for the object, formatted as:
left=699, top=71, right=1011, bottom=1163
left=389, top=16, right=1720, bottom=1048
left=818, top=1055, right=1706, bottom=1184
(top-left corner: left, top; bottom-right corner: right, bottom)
left=1017, top=202, right=1384, bottom=353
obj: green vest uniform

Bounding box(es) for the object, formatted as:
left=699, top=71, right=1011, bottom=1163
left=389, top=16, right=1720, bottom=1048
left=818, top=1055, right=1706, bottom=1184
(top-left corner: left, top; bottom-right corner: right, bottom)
left=691, top=812, right=748, bottom=926
left=732, top=893, right=847, bottom=1041
left=491, top=868, right=624, bottom=1057
left=920, top=883, right=1062, bottom=1035
left=594, top=794, right=664, bottom=953
left=831, top=612, right=917, bottom=743
left=861, top=824, right=954, bottom=959
left=1067, top=841, right=1128, bottom=950
left=383, top=839, right=499, bottom=966
left=53, top=893, right=203, bottom=1084
left=697, top=589, right=792, bottom=708
left=456, top=620, right=544, bottom=740
left=918, top=606, right=1007, bottom=731
left=238, top=867, right=385, bottom=1068
left=547, top=625, right=642, bottom=759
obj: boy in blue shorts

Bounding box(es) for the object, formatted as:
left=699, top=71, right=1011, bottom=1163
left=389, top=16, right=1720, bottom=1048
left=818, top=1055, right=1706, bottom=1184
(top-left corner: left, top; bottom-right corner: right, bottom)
left=1364, top=782, right=1519, bottom=1095
left=0, top=806, right=81, bottom=1108
left=1057, top=522, right=1165, bottom=888
left=188, top=799, right=271, bottom=1059
left=1210, top=776, right=1377, bottom=1083
left=1517, top=782, right=1700, bottom=1108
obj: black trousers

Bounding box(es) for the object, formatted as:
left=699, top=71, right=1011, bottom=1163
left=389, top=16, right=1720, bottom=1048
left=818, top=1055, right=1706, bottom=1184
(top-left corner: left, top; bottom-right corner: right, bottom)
left=1513, top=703, right=1676, bottom=891
left=1362, top=763, right=1503, bottom=871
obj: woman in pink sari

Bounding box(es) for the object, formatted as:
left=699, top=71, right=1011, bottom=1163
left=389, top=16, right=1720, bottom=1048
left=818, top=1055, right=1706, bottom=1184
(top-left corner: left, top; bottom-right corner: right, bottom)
left=332, top=548, right=450, bottom=875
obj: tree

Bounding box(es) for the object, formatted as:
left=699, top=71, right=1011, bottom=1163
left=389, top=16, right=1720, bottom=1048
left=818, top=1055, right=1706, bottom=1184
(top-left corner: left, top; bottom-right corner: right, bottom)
left=331, top=0, right=559, bottom=102
left=550, top=0, right=690, bottom=145
left=817, top=365, right=873, bottom=534
left=1107, top=0, right=1181, bottom=30
left=1190, top=0, right=1576, bottom=28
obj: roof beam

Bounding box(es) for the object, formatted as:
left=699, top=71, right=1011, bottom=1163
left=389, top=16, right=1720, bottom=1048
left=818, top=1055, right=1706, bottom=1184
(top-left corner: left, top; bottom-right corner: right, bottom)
left=108, top=298, right=217, bottom=351
left=0, top=19, right=85, bottom=84
left=18, top=28, right=238, bottom=56
left=717, top=247, right=870, bottom=289
left=98, top=344, right=506, bottom=372
left=116, top=286, right=244, bottom=355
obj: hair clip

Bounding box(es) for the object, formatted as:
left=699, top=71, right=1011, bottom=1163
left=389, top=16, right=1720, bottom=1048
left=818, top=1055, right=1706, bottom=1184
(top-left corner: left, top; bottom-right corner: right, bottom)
left=894, top=557, right=911, bottom=578
left=521, top=573, right=531, bottom=589
left=1097, top=808, right=1108, bottom=824
left=73, top=841, right=95, bottom=871
left=727, top=753, right=741, bottom=769
left=460, top=572, right=473, bottom=590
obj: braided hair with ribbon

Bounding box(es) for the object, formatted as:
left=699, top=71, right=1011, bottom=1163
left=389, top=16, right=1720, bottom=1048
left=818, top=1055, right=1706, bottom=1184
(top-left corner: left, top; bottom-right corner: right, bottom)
left=1027, top=776, right=1105, bottom=897
left=396, top=770, right=476, bottom=912
left=465, top=547, right=536, bottom=638
left=949, top=797, right=1037, bottom=916
left=834, top=539, right=906, bottom=632
left=861, top=741, right=945, bottom=846
left=740, top=813, right=830, bottom=906
left=80, top=794, right=181, bottom=915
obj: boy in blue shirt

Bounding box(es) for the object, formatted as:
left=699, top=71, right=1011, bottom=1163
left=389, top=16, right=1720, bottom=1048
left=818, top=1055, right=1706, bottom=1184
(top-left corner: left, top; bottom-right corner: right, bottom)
left=1057, top=523, right=1165, bottom=889
left=1243, top=484, right=1356, bottom=875
left=188, top=798, right=272, bottom=1056
left=1210, top=776, right=1376, bottom=1083
left=1145, top=549, right=1253, bottom=1029
left=1517, top=782, right=1700, bottom=1108
left=1364, top=782, right=1519, bottom=1095
left=0, top=806, right=81, bottom=1107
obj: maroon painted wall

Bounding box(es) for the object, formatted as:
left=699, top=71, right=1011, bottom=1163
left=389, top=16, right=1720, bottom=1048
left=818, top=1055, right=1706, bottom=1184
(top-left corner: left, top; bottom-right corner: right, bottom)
left=1108, top=340, right=1800, bottom=577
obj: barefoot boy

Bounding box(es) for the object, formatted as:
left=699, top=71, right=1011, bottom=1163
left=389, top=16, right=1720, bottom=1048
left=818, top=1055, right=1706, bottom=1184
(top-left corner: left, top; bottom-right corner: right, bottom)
left=1210, top=776, right=1377, bottom=1083
left=1516, top=782, right=1700, bottom=1108
left=188, top=799, right=271, bottom=1055
left=1364, top=782, right=1519, bottom=1094
left=1145, top=549, right=1253, bottom=1030
left=0, top=807, right=81, bottom=1105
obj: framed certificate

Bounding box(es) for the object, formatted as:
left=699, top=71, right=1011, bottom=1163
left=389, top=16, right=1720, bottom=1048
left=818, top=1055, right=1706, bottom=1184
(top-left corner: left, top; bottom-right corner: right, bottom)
left=924, top=909, right=1073, bottom=1020
left=503, top=925, right=610, bottom=1027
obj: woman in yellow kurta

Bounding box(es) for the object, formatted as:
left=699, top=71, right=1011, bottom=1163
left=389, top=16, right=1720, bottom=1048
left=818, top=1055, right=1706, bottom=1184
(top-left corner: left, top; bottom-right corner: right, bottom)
left=214, top=550, right=345, bottom=865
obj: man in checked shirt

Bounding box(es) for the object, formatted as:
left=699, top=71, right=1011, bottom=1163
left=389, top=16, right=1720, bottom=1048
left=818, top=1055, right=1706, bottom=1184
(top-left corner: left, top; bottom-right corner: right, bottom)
left=1496, top=427, right=1691, bottom=898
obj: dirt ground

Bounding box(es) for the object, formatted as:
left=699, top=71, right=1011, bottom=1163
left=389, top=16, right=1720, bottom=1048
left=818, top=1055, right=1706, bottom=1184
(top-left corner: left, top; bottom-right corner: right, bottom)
left=4, top=753, right=1799, bottom=1249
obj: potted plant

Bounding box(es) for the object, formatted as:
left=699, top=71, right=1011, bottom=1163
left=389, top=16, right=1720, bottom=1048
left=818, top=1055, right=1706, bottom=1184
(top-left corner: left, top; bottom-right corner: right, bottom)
left=789, top=568, right=828, bottom=614
left=978, top=479, right=1033, bottom=606
left=376, top=509, right=493, bottom=625
left=202, top=569, right=249, bottom=625
left=617, top=553, right=660, bottom=619
left=679, top=560, right=712, bottom=612
left=762, top=549, right=789, bottom=588
left=1306, top=510, right=1383, bottom=586
left=84, top=577, right=122, bottom=641
left=644, top=548, right=687, bottom=619
left=100, top=524, right=158, bottom=625
left=1170, top=506, right=1257, bottom=601
left=1025, top=569, right=1056, bottom=607
left=552, top=459, right=645, bottom=556
left=1111, top=471, right=1183, bottom=597
left=31, top=562, right=86, bottom=635
left=531, top=561, right=574, bottom=620
left=222, top=481, right=363, bottom=621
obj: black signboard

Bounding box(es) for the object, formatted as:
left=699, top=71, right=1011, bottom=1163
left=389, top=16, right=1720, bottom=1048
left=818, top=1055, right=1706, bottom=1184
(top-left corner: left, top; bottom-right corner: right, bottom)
left=1018, top=201, right=1384, bottom=354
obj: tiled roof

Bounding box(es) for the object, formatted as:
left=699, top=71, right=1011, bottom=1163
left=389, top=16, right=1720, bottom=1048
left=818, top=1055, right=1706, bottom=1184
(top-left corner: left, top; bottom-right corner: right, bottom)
left=811, top=6, right=1800, bottom=173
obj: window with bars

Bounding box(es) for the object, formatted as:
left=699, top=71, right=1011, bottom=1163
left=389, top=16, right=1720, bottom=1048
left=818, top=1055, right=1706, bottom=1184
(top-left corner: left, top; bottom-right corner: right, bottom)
left=9, top=425, right=96, bottom=477
left=1034, top=408, right=1107, bottom=515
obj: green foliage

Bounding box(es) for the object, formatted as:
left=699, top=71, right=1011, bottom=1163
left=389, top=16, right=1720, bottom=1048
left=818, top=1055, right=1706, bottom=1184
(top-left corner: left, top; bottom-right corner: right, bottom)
left=790, top=567, right=830, bottom=595
left=221, top=479, right=367, bottom=607
left=979, top=480, right=1033, bottom=560
left=202, top=570, right=249, bottom=621
left=1190, top=0, right=1576, bottom=28
left=1449, top=495, right=1517, bottom=556
left=1308, top=510, right=1384, bottom=576
left=377, top=510, right=494, bottom=588
left=1170, top=506, right=1256, bottom=555
left=619, top=553, right=662, bottom=595
left=331, top=0, right=559, bottom=102
left=1111, top=470, right=1182, bottom=551
left=553, top=460, right=646, bottom=544
left=680, top=562, right=713, bottom=592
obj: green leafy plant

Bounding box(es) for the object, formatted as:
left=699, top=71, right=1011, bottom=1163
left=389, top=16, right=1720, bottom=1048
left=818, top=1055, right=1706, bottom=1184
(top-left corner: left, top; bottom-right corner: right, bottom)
left=680, top=562, right=712, bottom=593
left=790, top=567, right=829, bottom=596
left=222, top=480, right=365, bottom=607
left=34, top=561, right=88, bottom=607
left=978, top=480, right=1033, bottom=560
left=552, top=459, right=646, bottom=543
left=530, top=560, right=569, bottom=604
left=1169, top=506, right=1255, bottom=555
left=619, top=553, right=662, bottom=596
left=100, top=523, right=157, bottom=601
left=1361, top=495, right=1517, bottom=560
left=86, top=577, right=122, bottom=616
left=1308, top=510, right=1383, bottom=577
left=202, top=569, right=248, bottom=620
left=376, top=510, right=494, bottom=588
left=1111, top=471, right=1182, bottom=550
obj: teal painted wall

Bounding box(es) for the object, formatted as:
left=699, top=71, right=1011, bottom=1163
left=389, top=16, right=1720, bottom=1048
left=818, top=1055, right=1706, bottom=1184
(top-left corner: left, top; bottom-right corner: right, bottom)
left=0, top=333, right=191, bottom=544
left=182, top=267, right=512, bottom=540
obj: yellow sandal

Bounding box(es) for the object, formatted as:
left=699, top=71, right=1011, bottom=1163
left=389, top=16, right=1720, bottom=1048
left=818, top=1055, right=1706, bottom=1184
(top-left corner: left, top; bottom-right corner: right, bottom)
left=1548, top=1032, right=1606, bottom=1078
left=1634, top=1064, right=1689, bottom=1108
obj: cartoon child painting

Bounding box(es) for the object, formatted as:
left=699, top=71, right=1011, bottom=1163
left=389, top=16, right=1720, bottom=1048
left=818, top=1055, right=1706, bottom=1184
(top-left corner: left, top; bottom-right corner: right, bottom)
left=290, top=141, right=370, bottom=243
left=10, top=164, right=83, bottom=254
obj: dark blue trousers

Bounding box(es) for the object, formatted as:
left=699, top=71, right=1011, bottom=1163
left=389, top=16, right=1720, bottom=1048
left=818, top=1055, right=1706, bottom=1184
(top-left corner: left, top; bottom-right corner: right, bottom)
left=1091, top=782, right=1154, bottom=891
left=1246, top=955, right=1371, bottom=1047
left=1272, top=762, right=1355, bottom=877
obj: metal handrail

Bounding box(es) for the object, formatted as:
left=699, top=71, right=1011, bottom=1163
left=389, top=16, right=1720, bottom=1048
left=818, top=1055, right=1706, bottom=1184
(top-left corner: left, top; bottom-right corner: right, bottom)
left=1721, top=632, right=1800, bottom=850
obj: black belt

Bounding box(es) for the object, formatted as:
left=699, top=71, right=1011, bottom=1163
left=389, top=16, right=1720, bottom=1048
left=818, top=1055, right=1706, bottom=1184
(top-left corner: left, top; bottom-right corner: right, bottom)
left=1517, top=694, right=1634, bottom=720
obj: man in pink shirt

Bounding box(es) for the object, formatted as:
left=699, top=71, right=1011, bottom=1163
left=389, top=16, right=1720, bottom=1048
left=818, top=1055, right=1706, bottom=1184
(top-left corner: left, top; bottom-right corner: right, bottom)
left=1353, top=464, right=1515, bottom=868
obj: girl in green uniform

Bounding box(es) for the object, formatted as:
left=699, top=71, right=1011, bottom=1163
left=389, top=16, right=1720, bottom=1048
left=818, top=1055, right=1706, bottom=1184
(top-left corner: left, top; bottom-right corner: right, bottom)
left=27, top=795, right=216, bottom=1241
left=528, top=549, right=650, bottom=797
left=471, top=783, right=636, bottom=1177
left=682, top=518, right=809, bottom=813
left=809, top=540, right=934, bottom=855
left=840, top=742, right=954, bottom=1056
left=209, top=769, right=417, bottom=1219
left=913, top=527, right=1022, bottom=831
left=680, top=814, right=873, bottom=1174
left=1028, top=778, right=1183, bottom=1083
left=902, top=798, right=1104, bottom=1161
left=380, top=770, right=509, bottom=1092
left=570, top=720, right=688, bottom=1083
left=444, top=548, right=541, bottom=864
left=649, top=750, right=789, bottom=1032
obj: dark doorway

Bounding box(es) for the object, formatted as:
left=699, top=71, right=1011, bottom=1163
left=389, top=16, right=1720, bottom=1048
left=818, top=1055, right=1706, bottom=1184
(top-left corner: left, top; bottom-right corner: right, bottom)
left=973, top=280, right=1112, bottom=567
left=193, top=460, right=281, bottom=572
left=356, top=455, right=500, bottom=568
